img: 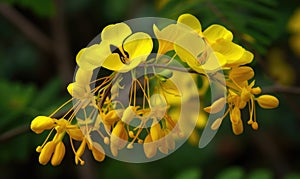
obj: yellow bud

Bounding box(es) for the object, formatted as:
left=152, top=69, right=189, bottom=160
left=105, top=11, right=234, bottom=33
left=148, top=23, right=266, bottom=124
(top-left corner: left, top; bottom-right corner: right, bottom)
left=251, top=121, right=259, bottom=130
left=31, top=116, right=55, bottom=134
left=251, top=87, right=261, bottom=95
left=210, top=118, right=223, bottom=130
left=230, top=106, right=241, bottom=125
left=204, top=97, right=226, bottom=114
left=150, top=94, right=167, bottom=119
left=150, top=119, right=162, bottom=141
left=39, top=141, right=56, bottom=165
left=229, top=66, right=254, bottom=83
left=232, top=120, right=244, bottom=135
left=256, top=95, right=279, bottom=109
left=75, top=68, right=93, bottom=85
left=110, top=121, right=128, bottom=156
left=91, top=142, right=105, bottom=162
left=121, top=106, right=136, bottom=124
left=143, top=134, right=157, bottom=159
left=104, top=110, right=121, bottom=125
left=51, top=141, right=66, bottom=166
left=67, top=82, right=84, bottom=98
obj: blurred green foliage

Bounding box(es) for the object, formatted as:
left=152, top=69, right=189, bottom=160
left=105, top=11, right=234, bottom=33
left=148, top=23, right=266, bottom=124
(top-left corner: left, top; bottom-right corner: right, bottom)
left=0, top=0, right=300, bottom=178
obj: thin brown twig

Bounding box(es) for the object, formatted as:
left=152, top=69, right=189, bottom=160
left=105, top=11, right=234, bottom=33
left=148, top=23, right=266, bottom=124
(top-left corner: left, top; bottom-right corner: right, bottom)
left=0, top=3, right=52, bottom=53
left=262, top=84, right=300, bottom=95
left=0, top=124, right=29, bottom=142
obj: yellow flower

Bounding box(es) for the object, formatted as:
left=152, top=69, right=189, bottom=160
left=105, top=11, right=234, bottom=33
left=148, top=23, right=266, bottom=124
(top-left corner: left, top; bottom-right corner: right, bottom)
left=78, top=23, right=153, bottom=72
left=175, top=13, right=253, bottom=68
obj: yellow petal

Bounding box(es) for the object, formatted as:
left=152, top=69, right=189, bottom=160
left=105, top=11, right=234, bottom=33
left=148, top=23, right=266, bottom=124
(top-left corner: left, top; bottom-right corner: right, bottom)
left=120, top=32, right=153, bottom=72
left=211, top=40, right=245, bottom=62
left=154, top=23, right=193, bottom=56
left=102, top=53, right=125, bottom=71
left=229, top=66, right=254, bottom=83
left=101, top=23, right=132, bottom=47
left=256, top=95, right=279, bottom=109
left=226, top=50, right=254, bottom=67
left=76, top=42, right=111, bottom=70
left=201, top=51, right=226, bottom=71
left=67, top=128, right=84, bottom=141
left=174, top=32, right=205, bottom=63
left=203, top=24, right=233, bottom=43
left=75, top=68, right=93, bottom=85
left=177, top=13, right=202, bottom=34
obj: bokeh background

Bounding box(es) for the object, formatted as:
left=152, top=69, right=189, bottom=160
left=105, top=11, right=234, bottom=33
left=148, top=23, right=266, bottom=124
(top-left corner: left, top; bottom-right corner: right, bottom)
left=1, top=0, right=300, bottom=178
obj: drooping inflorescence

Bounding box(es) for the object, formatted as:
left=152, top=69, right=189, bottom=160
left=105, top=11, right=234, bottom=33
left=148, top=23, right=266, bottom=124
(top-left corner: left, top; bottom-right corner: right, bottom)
left=30, top=14, right=279, bottom=166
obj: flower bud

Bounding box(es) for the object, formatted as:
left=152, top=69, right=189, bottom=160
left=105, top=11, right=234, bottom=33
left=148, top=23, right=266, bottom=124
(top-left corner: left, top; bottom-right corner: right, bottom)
left=51, top=141, right=66, bottom=166
left=150, top=119, right=162, bottom=141
left=91, top=142, right=105, bottom=162
left=210, top=118, right=223, bottom=130
left=31, top=116, right=55, bottom=134
left=251, top=87, right=261, bottom=95
left=230, top=106, right=241, bottom=125
left=204, top=97, right=226, bottom=114
left=256, top=95, right=279, bottom=109
left=232, top=120, right=244, bottom=135
left=143, top=134, right=157, bottom=159
left=39, top=141, right=56, bottom=165
left=121, top=106, right=136, bottom=124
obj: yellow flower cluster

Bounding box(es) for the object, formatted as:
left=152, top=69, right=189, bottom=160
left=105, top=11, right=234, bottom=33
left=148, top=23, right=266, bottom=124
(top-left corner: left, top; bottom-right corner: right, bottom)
left=31, top=13, right=279, bottom=165
left=288, top=8, right=300, bottom=56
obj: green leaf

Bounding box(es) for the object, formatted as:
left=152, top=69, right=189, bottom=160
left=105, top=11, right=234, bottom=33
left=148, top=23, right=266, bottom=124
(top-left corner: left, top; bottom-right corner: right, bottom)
left=174, top=167, right=202, bottom=179
left=248, top=168, right=273, bottom=179
left=216, top=166, right=245, bottom=179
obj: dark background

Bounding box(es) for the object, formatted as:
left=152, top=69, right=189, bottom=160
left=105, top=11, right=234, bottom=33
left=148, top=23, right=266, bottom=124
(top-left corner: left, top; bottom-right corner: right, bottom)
left=0, top=0, right=300, bottom=178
